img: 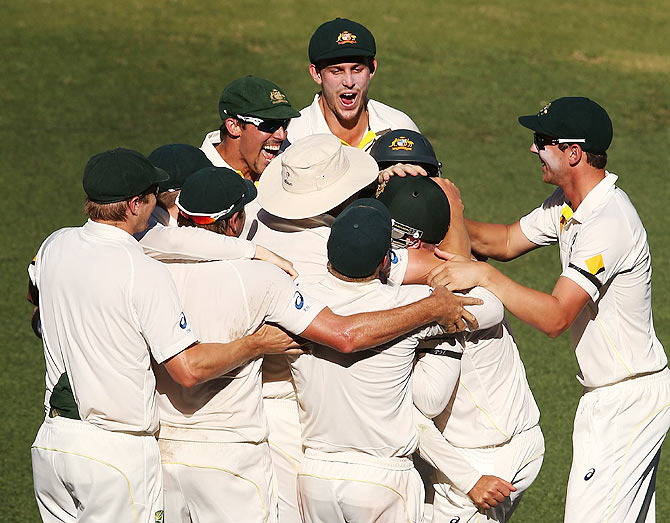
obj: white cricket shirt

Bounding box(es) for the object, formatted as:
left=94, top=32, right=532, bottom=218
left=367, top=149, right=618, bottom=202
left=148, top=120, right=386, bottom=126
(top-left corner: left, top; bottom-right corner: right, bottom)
left=156, top=260, right=324, bottom=443
left=520, top=172, right=666, bottom=387
left=287, top=94, right=420, bottom=151
left=33, top=220, right=197, bottom=434
left=290, top=273, right=447, bottom=458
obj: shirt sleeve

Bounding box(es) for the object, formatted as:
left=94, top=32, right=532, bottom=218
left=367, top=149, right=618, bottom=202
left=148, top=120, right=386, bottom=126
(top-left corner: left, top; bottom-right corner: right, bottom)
left=132, top=257, right=198, bottom=364
left=561, top=213, right=632, bottom=301
left=460, top=286, right=504, bottom=332
left=519, top=188, right=565, bottom=246
left=413, top=350, right=462, bottom=418
left=248, top=262, right=326, bottom=335
left=414, top=407, right=482, bottom=494
left=138, top=223, right=256, bottom=262
left=387, top=247, right=409, bottom=286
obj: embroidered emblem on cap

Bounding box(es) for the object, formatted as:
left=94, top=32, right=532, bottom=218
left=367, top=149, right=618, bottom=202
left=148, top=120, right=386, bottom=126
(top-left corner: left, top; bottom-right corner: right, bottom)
left=270, top=89, right=287, bottom=105
left=337, top=31, right=357, bottom=45
left=390, top=137, right=414, bottom=151
left=538, top=102, right=551, bottom=116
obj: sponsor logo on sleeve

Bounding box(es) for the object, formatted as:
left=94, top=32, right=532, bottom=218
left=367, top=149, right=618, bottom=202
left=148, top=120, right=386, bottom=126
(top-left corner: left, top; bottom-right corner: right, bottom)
left=584, top=467, right=595, bottom=481
left=585, top=254, right=605, bottom=276
left=390, top=250, right=398, bottom=264
left=179, top=313, right=188, bottom=329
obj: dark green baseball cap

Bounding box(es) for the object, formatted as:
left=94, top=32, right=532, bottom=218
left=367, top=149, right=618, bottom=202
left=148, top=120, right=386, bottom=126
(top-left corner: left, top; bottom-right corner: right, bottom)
left=376, top=176, right=451, bottom=246
left=219, top=76, right=300, bottom=121
left=370, top=130, right=441, bottom=176
left=327, top=198, right=391, bottom=278
left=148, top=144, right=213, bottom=192
left=176, top=167, right=256, bottom=222
left=83, top=148, right=169, bottom=204
left=309, top=18, right=376, bottom=64
left=518, top=97, right=613, bottom=154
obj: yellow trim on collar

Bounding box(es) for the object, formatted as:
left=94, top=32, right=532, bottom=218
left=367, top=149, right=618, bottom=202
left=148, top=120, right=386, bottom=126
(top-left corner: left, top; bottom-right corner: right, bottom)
left=560, top=204, right=574, bottom=233
left=339, top=129, right=377, bottom=150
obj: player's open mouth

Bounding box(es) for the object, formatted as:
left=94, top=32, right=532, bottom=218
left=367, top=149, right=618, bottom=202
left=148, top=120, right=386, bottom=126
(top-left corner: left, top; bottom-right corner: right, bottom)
left=262, top=143, right=281, bottom=162
left=340, top=92, right=357, bottom=107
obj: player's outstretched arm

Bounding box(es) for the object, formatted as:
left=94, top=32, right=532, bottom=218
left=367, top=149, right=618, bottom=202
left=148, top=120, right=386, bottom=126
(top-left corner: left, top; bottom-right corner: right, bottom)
left=253, top=245, right=298, bottom=279
left=300, top=286, right=482, bottom=354
left=163, top=325, right=302, bottom=387
left=466, top=219, right=538, bottom=261
left=434, top=177, right=471, bottom=258
left=428, top=254, right=590, bottom=338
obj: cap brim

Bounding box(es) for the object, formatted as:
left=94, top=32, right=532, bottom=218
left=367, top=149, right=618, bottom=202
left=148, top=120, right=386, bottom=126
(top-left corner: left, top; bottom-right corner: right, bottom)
left=153, top=166, right=171, bottom=184
left=518, top=115, right=543, bottom=133
left=246, top=105, right=301, bottom=119
left=312, top=48, right=376, bottom=64
left=257, top=146, right=379, bottom=220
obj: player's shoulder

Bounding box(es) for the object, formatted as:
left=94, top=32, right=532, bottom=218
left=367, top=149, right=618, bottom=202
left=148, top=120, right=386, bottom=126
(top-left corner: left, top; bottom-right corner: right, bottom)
left=367, top=98, right=419, bottom=131
left=393, top=283, right=432, bottom=306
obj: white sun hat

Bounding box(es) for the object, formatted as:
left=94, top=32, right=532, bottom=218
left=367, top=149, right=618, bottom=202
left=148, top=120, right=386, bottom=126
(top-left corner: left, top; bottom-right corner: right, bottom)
left=257, top=134, right=379, bottom=219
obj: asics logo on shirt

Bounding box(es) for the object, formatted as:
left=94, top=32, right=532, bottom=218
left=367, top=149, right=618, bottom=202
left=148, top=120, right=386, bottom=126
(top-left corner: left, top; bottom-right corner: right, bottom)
left=584, top=468, right=595, bottom=481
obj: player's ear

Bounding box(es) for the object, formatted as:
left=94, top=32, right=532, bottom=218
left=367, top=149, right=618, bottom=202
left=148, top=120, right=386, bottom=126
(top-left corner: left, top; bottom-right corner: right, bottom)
left=309, top=64, right=322, bottom=86
left=568, top=144, right=583, bottom=167
left=369, top=58, right=378, bottom=79
left=224, top=117, right=243, bottom=138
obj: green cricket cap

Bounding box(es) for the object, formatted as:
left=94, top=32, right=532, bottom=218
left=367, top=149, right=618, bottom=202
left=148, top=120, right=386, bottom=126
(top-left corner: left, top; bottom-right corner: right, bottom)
left=328, top=198, right=391, bottom=278
left=218, top=76, right=300, bottom=121
left=148, top=144, right=213, bottom=192
left=518, top=97, right=613, bottom=154
left=370, top=129, right=440, bottom=176
left=83, top=148, right=169, bottom=204
left=176, top=167, right=257, bottom=221
left=376, top=176, right=451, bottom=245
left=309, top=18, right=376, bottom=64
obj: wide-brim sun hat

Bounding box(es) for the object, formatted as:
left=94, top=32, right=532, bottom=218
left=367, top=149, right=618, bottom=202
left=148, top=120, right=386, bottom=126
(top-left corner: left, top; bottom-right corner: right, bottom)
left=257, top=134, right=379, bottom=219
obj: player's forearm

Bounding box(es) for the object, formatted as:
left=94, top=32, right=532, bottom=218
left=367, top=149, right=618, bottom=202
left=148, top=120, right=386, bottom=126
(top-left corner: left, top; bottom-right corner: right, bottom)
left=479, top=265, right=573, bottom=338
left=466, top=219, right=516, bottom=261
left=172, top=339, right=261, bottom=387
left=438, top=206, right=471, bottom=258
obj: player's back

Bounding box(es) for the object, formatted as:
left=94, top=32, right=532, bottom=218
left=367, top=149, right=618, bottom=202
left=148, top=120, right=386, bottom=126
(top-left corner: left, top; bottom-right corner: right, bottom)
left=291, top=273, right=436, bottom=458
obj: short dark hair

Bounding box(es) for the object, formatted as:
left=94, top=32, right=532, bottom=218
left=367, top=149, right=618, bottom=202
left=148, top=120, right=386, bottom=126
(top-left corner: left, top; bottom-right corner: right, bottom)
left=558, top=143, right=607, bottom=169
left=177, top=212, right=230, bottom=235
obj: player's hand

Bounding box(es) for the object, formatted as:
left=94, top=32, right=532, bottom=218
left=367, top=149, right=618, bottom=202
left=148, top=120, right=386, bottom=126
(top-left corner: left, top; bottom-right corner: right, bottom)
left=377, top=163, right=428, bottom=183
left=432, top=177, right=464, bottom=215
left=252, top=324, right=304, bottom=355
left=428, top=249, right=490, bottom=292
left=429, top=285, right=481, bottom=333
left=254, top=245, right=298, bottom=279
left=467, top=475, right=516, bottom=510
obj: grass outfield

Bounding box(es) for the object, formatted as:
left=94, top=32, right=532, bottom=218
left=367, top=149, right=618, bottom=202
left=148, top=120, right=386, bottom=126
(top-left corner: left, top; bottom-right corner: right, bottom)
left=2, top=1, right=668, bottom=520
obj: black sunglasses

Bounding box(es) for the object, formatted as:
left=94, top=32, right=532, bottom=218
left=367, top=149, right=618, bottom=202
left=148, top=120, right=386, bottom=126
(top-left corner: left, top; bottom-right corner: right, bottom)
left=533, top=133, right=586, bottom=151
left=237, top=115, right=290, bottom=134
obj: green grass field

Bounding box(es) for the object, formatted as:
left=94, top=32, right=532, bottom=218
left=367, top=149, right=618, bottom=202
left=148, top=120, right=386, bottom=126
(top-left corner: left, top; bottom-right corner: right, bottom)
left=2, top=1, right=669, bottom=520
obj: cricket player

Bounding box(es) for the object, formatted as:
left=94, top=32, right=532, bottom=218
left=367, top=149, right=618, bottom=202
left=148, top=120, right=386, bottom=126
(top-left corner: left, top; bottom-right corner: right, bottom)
left=155, top=167, right=485, bottom=522
left=429, top=97, right=670, bottom=522
left=377, top=175, right=545, bottom=522
left=136, top=142, right=296, bottom=276
left=200, top=75, right=300, bottom=239
left=29, top=148, right=294, bottom=523
left=250, top=134, right=483, bottom=521
left=287, top=18, right=419, bottom=151
left=290, top=198, right=503, bottom=522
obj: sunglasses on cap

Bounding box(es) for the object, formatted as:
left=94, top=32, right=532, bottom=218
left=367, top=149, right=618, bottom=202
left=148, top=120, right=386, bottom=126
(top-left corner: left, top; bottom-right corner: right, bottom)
left=533, top=133, right=586, bottom=151
left=175, top=193, right=246, bottom=225
left=236, top=114, right=290, bottom=134
left=391, top=219, right=423, bottom=248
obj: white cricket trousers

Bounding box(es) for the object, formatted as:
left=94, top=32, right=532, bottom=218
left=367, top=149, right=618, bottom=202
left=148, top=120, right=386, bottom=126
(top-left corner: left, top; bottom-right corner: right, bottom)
left=432, top=425, right=545, bottom=522
left=159, top=437, right=278, bottom=523
left=564, top=367, right=670, bottom=523
left=31, top=415, right=163, bottom=523
left=298, top=448, right=424, bottom=523
left=264, top=397, right=303, bottom=522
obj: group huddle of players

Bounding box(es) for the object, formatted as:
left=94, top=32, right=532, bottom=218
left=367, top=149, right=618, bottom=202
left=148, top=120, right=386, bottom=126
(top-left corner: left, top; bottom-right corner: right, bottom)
left=29, top=16, right=669, bottom=523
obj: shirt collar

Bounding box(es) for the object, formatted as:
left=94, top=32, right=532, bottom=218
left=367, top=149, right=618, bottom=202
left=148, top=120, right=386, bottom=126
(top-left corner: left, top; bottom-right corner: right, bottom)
left=83, top=219, right=138, bottom=242
left=570, top=171, right=618, bottom=224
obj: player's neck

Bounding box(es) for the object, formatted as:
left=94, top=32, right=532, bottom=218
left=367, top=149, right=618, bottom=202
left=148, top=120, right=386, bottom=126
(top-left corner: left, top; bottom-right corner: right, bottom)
left=215, top=141, right=257, bottom=182
left=319, top=95, right=369, bottom=148
left=562, top=167, right=606, bottom=211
